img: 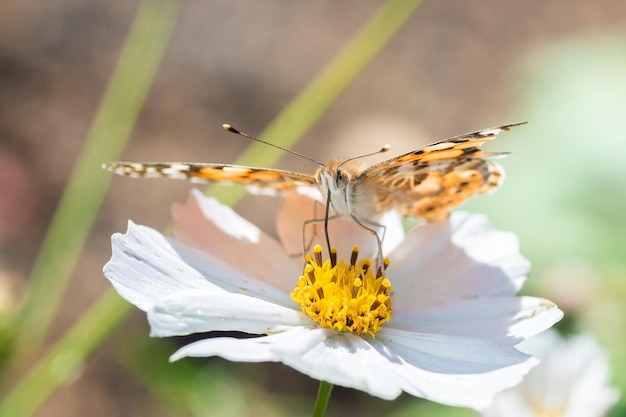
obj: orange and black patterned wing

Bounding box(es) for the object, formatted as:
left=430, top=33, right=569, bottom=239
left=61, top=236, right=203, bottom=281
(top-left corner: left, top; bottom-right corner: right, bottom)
left=103, top=162, right=318, bottom=195
left=354, top=122, right=525, bottom=221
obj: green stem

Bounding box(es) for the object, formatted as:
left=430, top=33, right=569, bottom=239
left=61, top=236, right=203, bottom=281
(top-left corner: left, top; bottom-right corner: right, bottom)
left=11, top=0, right=179, bottom=353
left=312, top=381, right=334, bottom=417
left=0, top=290, right=131, bottom=417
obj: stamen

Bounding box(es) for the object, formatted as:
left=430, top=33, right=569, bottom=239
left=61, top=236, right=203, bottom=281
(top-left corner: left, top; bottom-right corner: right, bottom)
left=362, top=260, right=370, bottom=275
left=378, top=278, right=392, bottom=295
left=314, top=244, right=323, bottom=266
left=305, top=264, right=315, bottom=283
left=375, top=259, right=390, bottom=278
left=291, top=245, right=393, bottom=337
left=350, top=246, right=359, bottom=267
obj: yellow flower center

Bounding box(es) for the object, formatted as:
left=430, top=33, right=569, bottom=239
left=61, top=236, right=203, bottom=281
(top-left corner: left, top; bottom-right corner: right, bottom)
left=290, top=244, right=393, bottom=337
left=534, top=409, right=563, bottom=417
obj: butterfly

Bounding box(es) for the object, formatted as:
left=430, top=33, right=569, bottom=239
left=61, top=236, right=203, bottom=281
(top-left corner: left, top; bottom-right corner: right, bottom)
left=104, top=122, right=525, bottom=262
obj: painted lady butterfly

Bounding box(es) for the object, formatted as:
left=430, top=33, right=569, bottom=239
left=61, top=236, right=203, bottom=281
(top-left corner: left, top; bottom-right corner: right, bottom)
left=104, top=122, right=525, bottom=261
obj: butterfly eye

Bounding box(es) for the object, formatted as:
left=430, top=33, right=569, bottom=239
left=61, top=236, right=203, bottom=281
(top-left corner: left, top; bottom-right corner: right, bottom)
left=335, top=169, right=349, bottom=187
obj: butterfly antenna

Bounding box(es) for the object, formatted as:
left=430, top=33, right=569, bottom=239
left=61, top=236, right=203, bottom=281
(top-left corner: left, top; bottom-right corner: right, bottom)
left=337, top=144, right=391, bottom=169
left=223, top=124, right=324, bottom=166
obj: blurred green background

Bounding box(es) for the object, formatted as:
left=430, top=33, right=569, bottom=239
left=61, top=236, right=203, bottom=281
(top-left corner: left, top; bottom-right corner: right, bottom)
left=0, top=1, right=625, bottom=416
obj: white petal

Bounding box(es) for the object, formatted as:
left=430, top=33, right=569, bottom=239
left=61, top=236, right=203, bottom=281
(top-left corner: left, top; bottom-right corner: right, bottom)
left=518, top=332, right=619, bottom=417
left=563, top=337, right=620, bottom=416
left=171, top=333, right=282, bottom=363
left=375, top=329, right=539, bottom=409
left=103, top=221, right=222, bottom=311
left=390, top=212, right=530, bottom=311
left=148, top=289, right=309, bottom=336
left=174, top=189, right=261, bottom=242
left=483, top=331, right=619, bottom=417
left=170, top=327, right=405, bottom=400
left=378, top=209, right=405, bottom=255
left=275, top=192, right=321, bottom=256
left=167, top=239, right=294, bottom=307
left=170, top=325, right=538, bottom=409
left=104, top=221, right=293, bottom=311
left=481, top=390, right=535, bottom=417
left=172, top=189, right=300, bottom=293
left=391, top=296, right=563, bottom=344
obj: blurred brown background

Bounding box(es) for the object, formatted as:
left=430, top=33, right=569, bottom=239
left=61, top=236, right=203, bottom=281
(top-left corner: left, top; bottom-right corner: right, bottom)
left=1, top=1, right=625, bottom=416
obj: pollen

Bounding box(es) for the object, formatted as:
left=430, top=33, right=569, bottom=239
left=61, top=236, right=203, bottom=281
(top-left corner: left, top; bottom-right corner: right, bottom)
left=291, top=245, right=393, bottom=337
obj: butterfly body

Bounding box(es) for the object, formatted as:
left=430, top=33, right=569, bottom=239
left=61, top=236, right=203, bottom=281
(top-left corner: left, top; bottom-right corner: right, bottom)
left=314, top=159, right=363, bottom=219
left=104, top=122, right=525, bottom=225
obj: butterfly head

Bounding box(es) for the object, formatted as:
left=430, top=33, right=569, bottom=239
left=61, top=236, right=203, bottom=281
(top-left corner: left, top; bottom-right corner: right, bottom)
left=317, top=143, right=390, bottom=192
left=316, top=160, right=362, bottom=191
left=313, top=159, right=364, bottom=218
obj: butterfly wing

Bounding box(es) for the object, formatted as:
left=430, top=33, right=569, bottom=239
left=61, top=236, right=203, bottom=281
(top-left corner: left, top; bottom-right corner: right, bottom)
left=353, top=122, right=525, bottom=221
left=103, top=162, right=318, bottom=195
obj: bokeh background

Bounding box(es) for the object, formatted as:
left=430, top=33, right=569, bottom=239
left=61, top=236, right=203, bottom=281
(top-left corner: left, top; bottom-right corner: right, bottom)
left=1, top=1, right=625, bottom=416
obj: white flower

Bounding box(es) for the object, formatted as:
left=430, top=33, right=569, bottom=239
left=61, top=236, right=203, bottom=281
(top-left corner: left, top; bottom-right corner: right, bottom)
left=482, top=330, right=619, bottom=417
left=103, top=189, right=562, bottom=410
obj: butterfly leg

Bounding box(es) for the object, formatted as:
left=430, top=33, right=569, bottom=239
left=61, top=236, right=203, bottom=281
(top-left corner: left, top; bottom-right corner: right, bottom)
left=297, top=198, right=329, bottom=256
left=301, top=214, right=385, bottom=272
left=350, top=215, right=385, bottom=272
left=362, top=219, right=387, bottom=248
left=301, top=215, right=341, bottom=261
